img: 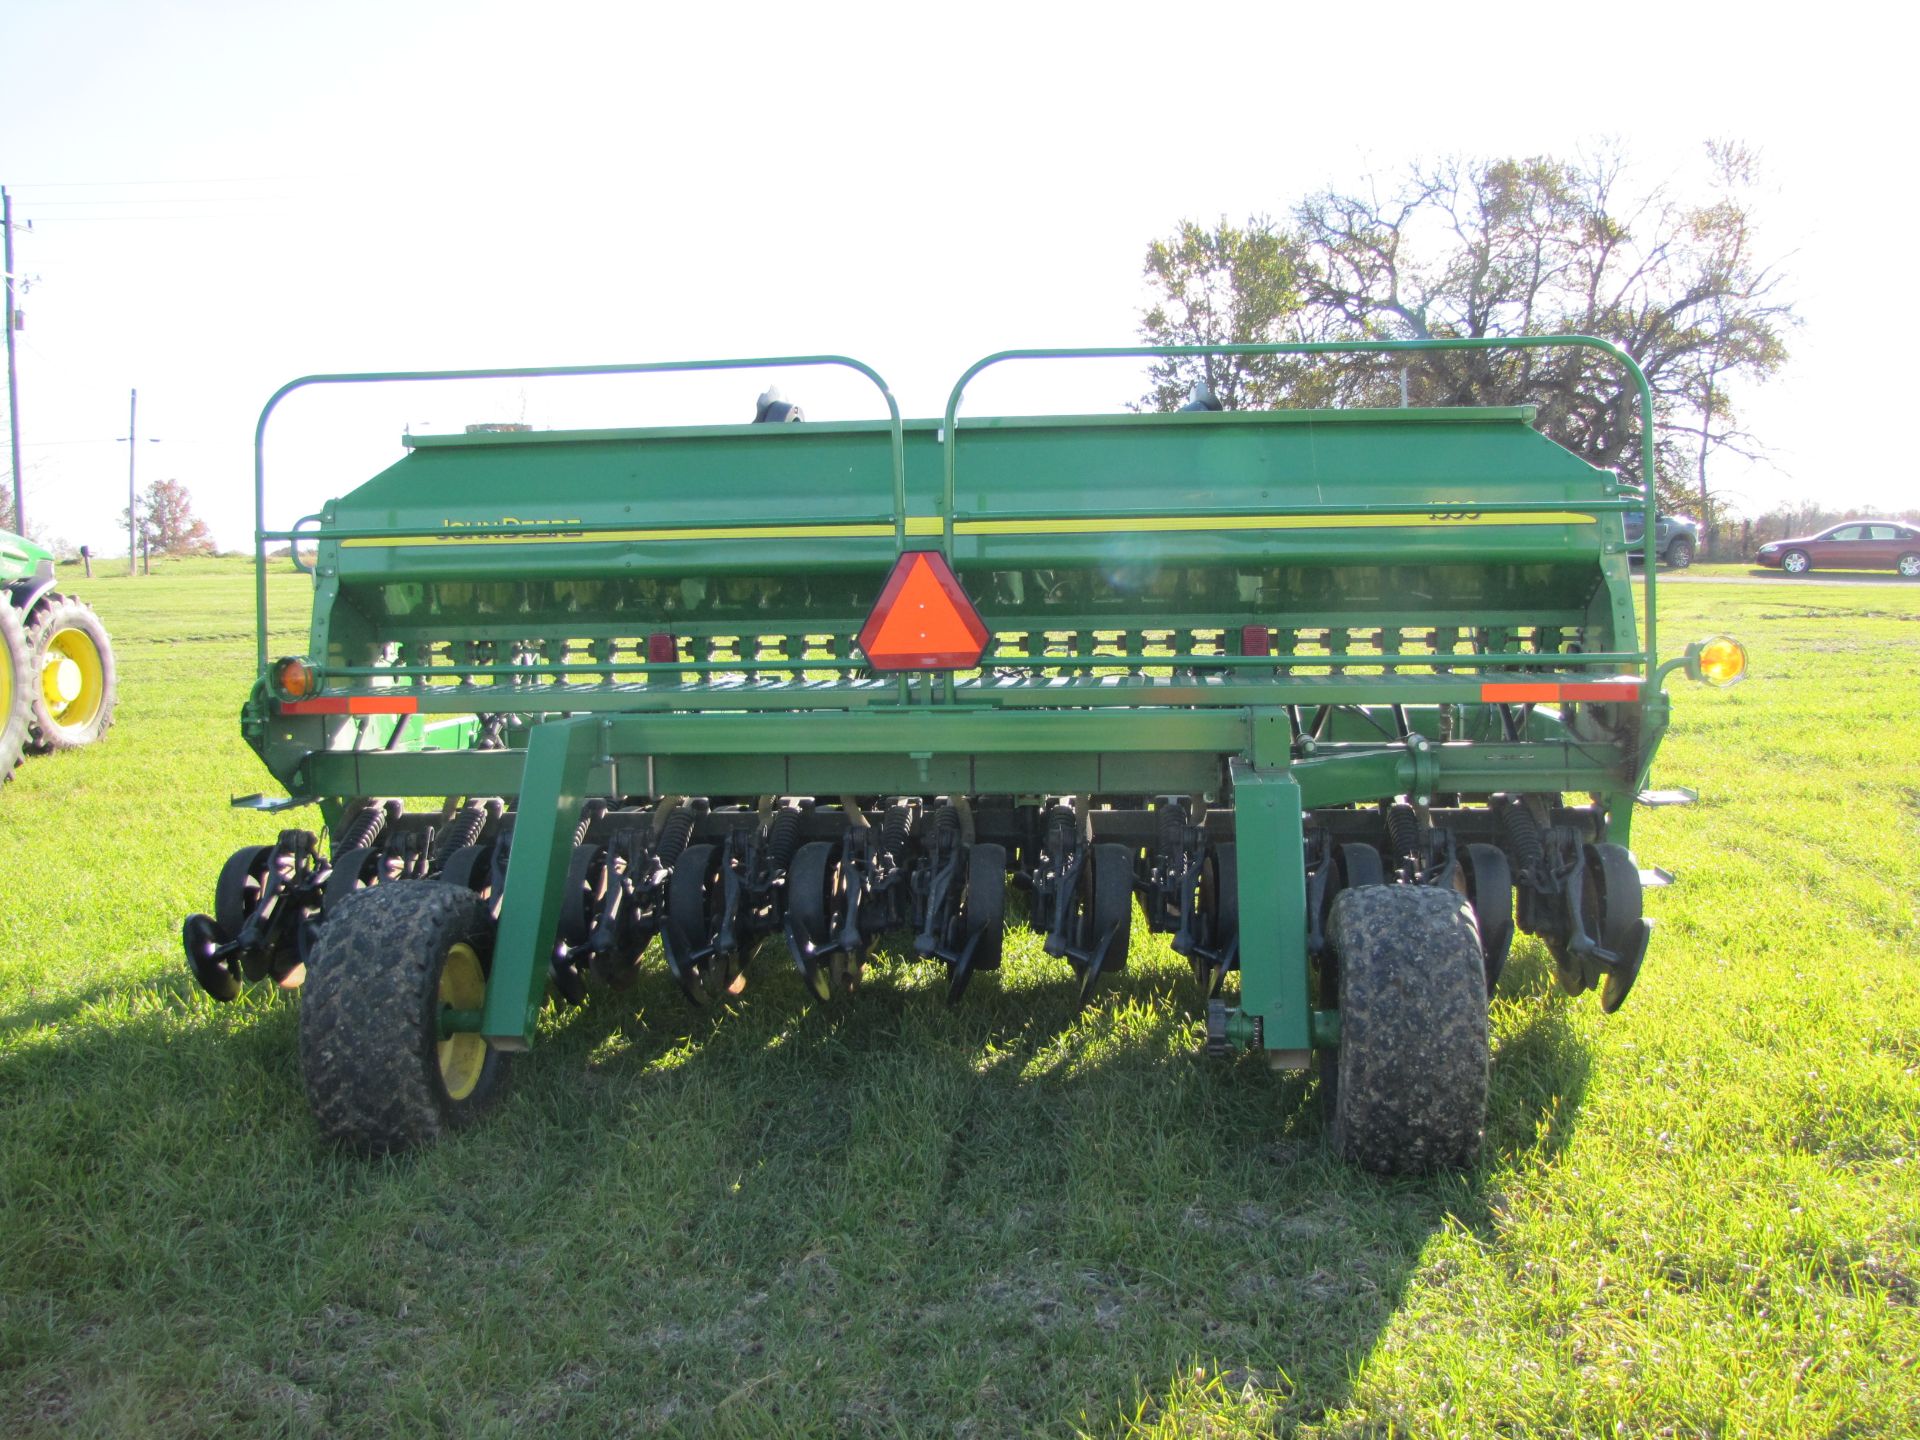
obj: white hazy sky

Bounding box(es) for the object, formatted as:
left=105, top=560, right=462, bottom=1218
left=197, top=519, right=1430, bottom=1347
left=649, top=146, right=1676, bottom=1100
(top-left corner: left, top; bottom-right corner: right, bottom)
left=2, top=0, right=1913, bottom=552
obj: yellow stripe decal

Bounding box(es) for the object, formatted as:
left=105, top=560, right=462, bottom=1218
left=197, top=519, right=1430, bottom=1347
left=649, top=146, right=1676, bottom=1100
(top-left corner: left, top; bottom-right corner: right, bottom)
left=953, top=511, right=1596, bottom=535
left=339, top=510, right=1595, bottom=549
left=342, top=520, right=924, bottom=548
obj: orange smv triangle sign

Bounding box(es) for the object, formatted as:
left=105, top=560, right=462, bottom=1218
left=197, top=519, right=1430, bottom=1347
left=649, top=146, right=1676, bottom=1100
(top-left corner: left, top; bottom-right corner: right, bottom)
left=856, top=550, right=990, bottom=671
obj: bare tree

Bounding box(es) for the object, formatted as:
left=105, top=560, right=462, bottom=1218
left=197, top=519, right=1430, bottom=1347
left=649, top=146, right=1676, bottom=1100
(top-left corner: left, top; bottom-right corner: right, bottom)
left=1140, top=145, right=1797, bottom=527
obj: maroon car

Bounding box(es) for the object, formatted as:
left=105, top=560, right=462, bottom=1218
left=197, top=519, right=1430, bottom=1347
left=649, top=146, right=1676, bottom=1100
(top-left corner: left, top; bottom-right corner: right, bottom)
left=1756, top=520, right=1920, bottom=578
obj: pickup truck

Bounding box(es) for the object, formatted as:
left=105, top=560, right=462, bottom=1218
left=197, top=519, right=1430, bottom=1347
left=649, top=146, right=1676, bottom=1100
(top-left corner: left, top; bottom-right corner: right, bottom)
left=1623, top=510, right=1699, bottom=568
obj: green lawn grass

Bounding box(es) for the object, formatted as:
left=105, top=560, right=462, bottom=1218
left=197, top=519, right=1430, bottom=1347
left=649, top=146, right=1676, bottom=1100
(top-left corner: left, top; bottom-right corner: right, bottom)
left=2, top=558, right=1917, bottom=1437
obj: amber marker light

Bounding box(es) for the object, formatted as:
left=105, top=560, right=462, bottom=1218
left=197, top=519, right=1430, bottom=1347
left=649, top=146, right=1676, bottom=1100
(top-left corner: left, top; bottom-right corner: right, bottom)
left=274, top=656, right=318, bottom=699
left=1690, top=635, right=1748, bottom=688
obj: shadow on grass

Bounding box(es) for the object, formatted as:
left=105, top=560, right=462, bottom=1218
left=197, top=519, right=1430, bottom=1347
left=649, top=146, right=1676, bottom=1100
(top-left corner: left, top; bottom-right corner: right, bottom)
left=0, top=934, right=1596, bottom=1438
left=1483, top=948, right=1594, bottom=1169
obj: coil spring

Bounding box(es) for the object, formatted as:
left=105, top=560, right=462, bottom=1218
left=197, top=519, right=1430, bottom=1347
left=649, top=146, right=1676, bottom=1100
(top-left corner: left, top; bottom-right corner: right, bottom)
left=1043, top=804, right=1075, bottom=860
left=570, top=798, right=609, bottom=849
left=654, top=807, right=697, bottom=867
left=334, top=801, right=389, bottom=857
left=1156, top=802, right=1186, bottom=853
left=1386, top=802, right=1422, bottom=859
left=1499, top=798, right=1545, bottom=878
left=764, top=806, right=803, bottom=874
left=877, top=804, right=914, bottom=865
left=433, top=807, right=484, bottom=859
left=928, top=805, right=961, bottom=847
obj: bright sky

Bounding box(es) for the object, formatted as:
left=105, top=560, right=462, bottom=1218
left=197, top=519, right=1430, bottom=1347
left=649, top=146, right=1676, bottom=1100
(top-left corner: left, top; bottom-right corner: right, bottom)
left=3, top=0, right=1913, bottom=553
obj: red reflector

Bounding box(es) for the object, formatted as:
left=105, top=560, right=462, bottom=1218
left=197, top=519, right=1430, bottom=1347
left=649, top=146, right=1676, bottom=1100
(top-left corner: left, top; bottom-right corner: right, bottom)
left=1240, top=625, right=1272, bottom=658
left=1480, top=680, right=1642, bottom=703
left=1559, top=680, right=1643, bottom=701
left=281, top=695, right=420, bottom=716
left=646, top=632, right=678, bottom=665
left=856, top=551, right=989, bottom=671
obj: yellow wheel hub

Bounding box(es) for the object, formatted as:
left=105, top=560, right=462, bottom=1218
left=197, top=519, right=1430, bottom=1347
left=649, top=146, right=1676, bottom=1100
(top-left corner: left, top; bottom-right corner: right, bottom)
left=40, top=627, right=106, bottom=728
left=436, top=943, right=488, bottom=1102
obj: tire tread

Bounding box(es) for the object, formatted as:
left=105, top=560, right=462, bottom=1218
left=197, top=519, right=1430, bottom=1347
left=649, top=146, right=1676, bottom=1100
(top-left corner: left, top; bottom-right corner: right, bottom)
left=23, top=594, right=116, bottom=752
left=0, top=605, right=29, bottom=784
left=1329, top=885, right=1488, bottom=1173
left=298, top=881, right=510, bottom=1154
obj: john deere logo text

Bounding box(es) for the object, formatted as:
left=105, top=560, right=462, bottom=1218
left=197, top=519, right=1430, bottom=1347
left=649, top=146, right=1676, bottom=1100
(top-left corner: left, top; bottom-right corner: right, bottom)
left=438, top=517, right=584, bottom=541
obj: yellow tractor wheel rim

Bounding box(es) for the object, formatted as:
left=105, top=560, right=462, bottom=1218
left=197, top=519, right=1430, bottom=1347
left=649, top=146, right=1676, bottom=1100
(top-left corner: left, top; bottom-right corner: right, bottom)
left=41, top=627, right=106, bottom=730
left=1, top=637, right=12, bottom=719
left=437, top=943, right=488, bottom=1102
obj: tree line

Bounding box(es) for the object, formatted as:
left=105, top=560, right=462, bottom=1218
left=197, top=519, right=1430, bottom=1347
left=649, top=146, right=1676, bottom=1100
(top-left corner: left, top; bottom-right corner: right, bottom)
left=1136, top=144, right=1799, bottom=554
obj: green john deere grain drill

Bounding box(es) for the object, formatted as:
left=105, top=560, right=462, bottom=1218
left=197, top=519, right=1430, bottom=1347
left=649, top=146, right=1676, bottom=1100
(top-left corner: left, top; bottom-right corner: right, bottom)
left=180, top=340, right=1745, bottom=1170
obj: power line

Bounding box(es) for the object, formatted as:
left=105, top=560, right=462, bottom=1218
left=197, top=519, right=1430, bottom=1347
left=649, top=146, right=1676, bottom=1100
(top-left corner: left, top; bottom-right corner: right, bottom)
left=22, top=436, right=213, bottom=448
left=29, top=212, right=296, bottom=225
left=24, top=196, right=292, bottom=209
left=9, top=177, right=291, bottom=189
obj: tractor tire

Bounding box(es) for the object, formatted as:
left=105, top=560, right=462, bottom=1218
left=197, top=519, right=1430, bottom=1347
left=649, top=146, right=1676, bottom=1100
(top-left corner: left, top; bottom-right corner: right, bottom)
left=299, top=881, right=512, bottom=1155
left=0, top=604, right=29, bottom=785
left=1327, top=885, right=1488, bottom=1173
left=24, top=595, right=116, bottom=751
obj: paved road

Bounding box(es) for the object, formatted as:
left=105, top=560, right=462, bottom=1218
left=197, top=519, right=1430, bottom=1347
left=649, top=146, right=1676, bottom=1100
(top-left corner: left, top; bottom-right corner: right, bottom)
left=1652, top=571, right=1917, bottom=589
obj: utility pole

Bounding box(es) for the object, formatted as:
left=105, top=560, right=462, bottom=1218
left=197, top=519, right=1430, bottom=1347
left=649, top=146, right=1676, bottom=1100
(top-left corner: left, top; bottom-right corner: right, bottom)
left=125, top=390, right=137, bottom=574
left=4, top=186, right=23, bottom=533
left=118, top=390, right=160, bottom=575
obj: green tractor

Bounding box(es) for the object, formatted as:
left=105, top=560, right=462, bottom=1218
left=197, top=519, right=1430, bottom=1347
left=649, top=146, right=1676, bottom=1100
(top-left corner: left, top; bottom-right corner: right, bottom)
left=0, top=529, right=118, bottom=782
left=181, top=338, right=1745, bottom=1171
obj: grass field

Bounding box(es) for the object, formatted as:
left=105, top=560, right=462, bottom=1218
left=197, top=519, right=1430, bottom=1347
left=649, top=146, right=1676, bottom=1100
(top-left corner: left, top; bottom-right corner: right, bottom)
left=2, top=556, right=1917, bottom=1437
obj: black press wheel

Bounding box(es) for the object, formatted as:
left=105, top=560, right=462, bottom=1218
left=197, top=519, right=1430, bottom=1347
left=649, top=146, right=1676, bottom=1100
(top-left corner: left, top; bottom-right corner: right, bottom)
left=323, top=846, right=379, bottom=915
left=1338, top=842, right=1386, bottom=890
left=298, top=881, right=512, bottom=1154
left=1460, top=842, right=1515, bottom=995
left=0, top=604, right=31, bottom=785
left=785, top=840, right=839, bottom=1002
left=24, top=595, right=116, bottom=752
left=1584, top=843, right=1646, bottom=1015
left=1326, top=884, right=1489, bottom=1173
left=962, top=843, right=1006, bottom=970
left=1073, top=842, right=1134, bottom=1007
left=1194, top=842, right=1239, bottom=994
left=1781, top=548, right=1811, bottom=576
left=557, top=845, right=604, bottom=948
left=946, top=842, right=1007, bottom=1005
left=214, top=843, right=302, bottom=981
left=665, top=843, right=741, bottom=1005
left=438, top=844, right=493, bottom=897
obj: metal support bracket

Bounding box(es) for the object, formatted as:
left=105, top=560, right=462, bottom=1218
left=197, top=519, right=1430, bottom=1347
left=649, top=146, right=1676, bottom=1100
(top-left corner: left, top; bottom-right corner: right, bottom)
left=1224, top=756, right=1310, bottom=1059
left=229, top=792, right=312, bottom=813
left=481, top=715, right=602, bottom=1049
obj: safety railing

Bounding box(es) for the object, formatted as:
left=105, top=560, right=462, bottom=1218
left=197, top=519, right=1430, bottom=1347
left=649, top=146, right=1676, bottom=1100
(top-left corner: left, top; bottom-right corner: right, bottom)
left=939, top=338, right=1661, bottom=677
left=252, top=340, right=1657, bottom=700
left=252, top=355, right=907, bottom=675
